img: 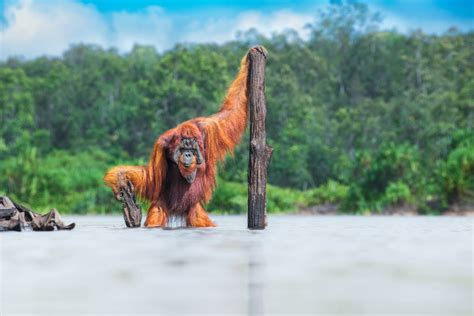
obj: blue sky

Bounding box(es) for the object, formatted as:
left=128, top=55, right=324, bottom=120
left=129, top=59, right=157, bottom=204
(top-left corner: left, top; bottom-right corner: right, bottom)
left=1, top=0, right=473, bottom=59
left=81, top=0, right=473, bottom=17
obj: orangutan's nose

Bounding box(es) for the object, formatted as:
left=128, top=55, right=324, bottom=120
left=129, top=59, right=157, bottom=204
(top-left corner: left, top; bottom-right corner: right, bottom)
left=183, top=151, right=193, bottom=167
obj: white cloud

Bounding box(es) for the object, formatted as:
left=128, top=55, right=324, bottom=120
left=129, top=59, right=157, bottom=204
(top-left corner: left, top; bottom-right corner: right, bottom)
left=237, top=10, right=313, bottom=39
left=179, top=10, right=314, bottom=45
left=0, top=0, right=109, bottom=58
left=374, top=4, right=474, bottom=34
left=0, top=0, right=315, bottom=60
left=0, top=0, right=314, bottom=59
left=0, top=0, right=472, bottom=60
left=109, top=6, right=173, bottom=52
left=381, top=14, right=473, bottom=34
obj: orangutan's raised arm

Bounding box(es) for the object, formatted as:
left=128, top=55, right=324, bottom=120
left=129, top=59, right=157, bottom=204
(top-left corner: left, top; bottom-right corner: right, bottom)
left=197, top=47, right=257, bottom=164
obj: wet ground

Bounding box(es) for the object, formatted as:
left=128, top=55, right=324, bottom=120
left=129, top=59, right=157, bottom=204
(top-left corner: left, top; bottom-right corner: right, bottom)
left=0, top=215, right=472, bottom=315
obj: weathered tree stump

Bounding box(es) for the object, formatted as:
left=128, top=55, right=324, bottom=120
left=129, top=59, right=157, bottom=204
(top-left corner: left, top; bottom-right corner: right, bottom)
left=247, top=46, right=273, bottom=230
left=0, top=196, right=75, bottom=232
left=118, top=173, right=142, bottom=228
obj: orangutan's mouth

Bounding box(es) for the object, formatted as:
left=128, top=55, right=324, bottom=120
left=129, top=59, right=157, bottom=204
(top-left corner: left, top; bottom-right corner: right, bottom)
left=183, top=169, right=197, bottom=184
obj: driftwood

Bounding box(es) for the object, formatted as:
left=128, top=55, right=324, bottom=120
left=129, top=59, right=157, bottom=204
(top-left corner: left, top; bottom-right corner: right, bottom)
left=247, top=46, right=273, bottom=230
left=118, top=173, right=142, bottom=228
left=0, top=196, right=75, bottom=232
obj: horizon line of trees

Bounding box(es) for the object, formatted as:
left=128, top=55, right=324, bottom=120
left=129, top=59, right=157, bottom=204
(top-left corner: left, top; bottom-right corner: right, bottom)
left=1, top=1, right=473, bottom=214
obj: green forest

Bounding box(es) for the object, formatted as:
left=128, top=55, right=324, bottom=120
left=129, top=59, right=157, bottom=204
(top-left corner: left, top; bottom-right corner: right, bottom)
left=0, top=2, right=472, bottom=215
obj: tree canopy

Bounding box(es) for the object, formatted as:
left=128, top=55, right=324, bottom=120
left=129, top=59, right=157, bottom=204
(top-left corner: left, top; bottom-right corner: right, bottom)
left=1, top=2, right=472, bottom=214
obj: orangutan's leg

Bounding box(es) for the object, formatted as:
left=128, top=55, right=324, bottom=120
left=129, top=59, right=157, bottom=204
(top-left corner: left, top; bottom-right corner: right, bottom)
left=187, top=203, right=216, bottom=228
left=145, top=203, right=167, bottom=228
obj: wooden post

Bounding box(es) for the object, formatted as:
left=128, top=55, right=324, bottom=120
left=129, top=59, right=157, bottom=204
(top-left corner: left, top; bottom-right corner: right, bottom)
left=248, top=46, right=272, bottom=230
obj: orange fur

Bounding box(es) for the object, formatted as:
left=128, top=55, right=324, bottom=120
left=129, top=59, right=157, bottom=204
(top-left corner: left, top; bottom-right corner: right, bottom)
left=187, top=203, right=216, bottom=227
left=104, top=49, right=253, bottom=228
left=145, top=203, right=167, bottom=228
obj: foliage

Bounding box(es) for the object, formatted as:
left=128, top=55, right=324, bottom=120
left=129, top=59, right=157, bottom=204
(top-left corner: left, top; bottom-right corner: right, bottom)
left=0, top=147, right=119, bottom=214
left=1, top=1, right=472, bottom=214
left=304, top=180, right=348, bottom=205
left=340, top=142, right=421, bottom=213
left=207, top=179, right=307, bottom=214
left=382, top=181, right=413, bottom=206
left=437, top=129, right=474, bottom=205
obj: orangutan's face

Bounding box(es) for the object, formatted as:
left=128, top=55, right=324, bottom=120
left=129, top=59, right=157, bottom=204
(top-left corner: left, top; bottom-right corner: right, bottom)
left=172, top=138, right=203, bottom=183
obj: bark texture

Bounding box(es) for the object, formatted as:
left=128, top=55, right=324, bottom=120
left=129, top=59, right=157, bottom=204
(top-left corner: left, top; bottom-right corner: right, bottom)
left=0, top=196, right=75, bottom=231
left=118, top=173, right=142, bottom=228
left=247, top=46, right=272, bottom=230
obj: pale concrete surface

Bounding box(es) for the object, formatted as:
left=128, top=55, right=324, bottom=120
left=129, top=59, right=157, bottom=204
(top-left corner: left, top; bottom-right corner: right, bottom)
left=0, top=215, right=472, bottom=315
